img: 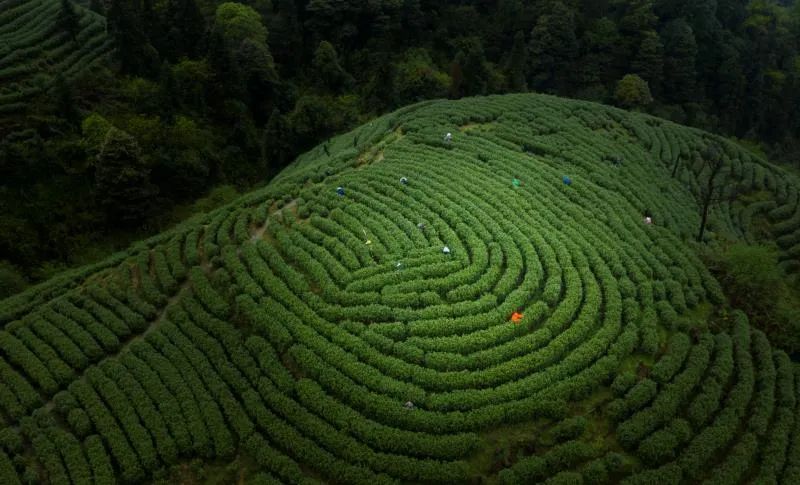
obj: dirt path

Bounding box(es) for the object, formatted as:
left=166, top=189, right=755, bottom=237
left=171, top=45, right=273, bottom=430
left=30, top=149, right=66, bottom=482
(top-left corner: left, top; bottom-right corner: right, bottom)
left=250, top=199, right=299, bottom=244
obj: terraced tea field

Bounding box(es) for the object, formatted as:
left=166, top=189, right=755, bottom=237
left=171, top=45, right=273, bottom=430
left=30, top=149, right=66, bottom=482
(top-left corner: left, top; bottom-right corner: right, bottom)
left=2, top=93, right=800, bottom=483
left=0, top=0, right=110, bottom=116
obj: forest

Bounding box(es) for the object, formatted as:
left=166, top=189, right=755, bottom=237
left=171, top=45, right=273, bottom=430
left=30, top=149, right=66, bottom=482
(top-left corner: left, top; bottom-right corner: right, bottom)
left=5, top=1, right=800, bottom=483
left=1, top=0, right=799, bottom=295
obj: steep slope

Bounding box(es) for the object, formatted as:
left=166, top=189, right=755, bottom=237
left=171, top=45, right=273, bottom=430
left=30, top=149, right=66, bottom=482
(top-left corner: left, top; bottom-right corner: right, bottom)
left=1, top=93, right=800, bottom=484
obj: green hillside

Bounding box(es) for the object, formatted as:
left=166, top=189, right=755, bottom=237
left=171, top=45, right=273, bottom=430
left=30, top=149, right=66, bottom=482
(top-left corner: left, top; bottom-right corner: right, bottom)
left=0, top=0, right=110, bottom=117
left=2, top=93, right=800, bottom=484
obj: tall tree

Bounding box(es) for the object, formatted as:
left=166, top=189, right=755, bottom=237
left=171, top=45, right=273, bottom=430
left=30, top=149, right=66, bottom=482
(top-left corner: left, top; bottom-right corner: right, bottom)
left=304, top=0, right=360, bottom=48
left=696, top=143, right=735, bottom=242
left=312, top=41, right=355, bottom=92
left=632, top=30, right=664, bottom=94
left=165, top=0, right=206, bottom=60
left=107, top=0, right=159, bottom=76
left=157, top=62, right=178, bottom=122
left=363, top=57, right=396, bottom=111
left=89, top=0, right=104, bottom=15
left=614, top=74, right=653, bottom=109
left=449, top=55, right=464, bottom=99
left=653, top=0, right=691, bottom=21
left=717, top=0, right=749, bottom=30
left=529, top=1, right=578, bottom=92
left=83, top=118, right=158, bottom=224
left=268, top=0, right=303, bottom=68
left=714, top=36, right=747, bottom=133
left=506, top=31, right=528, bottom=92
left=209, top=2, right=278, bottom=118
left=661, top=19, right=698, bottom=103
left=262, top=108, right=290, bottom=173
left=615, top=0, right=658, bottom=36
left=454, top=37, right=490, bottom=96
left=686, top=0, right=722, bottom=42
left=391, top=49, right=449, bottom=105
left=576, top=17, right=621, bottom=91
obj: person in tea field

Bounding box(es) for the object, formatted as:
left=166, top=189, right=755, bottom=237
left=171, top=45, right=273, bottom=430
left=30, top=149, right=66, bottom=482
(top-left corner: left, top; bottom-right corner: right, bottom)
left=444, top=132, right=452, bottom=143
left=643, top=209, right=653, bottom=225
left=400, top=176, right=409, bottom=185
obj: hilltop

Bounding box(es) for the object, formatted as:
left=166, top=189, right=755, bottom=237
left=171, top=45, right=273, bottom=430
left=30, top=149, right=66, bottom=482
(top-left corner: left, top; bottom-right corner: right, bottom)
left=1, top=93, right=800, bottom=483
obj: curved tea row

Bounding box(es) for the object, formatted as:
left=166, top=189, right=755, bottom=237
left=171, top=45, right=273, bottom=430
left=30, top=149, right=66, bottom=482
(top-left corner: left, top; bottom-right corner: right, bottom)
left=1, top=93, right=799, bottom=483
left=0, top=0, right=110, bottom=115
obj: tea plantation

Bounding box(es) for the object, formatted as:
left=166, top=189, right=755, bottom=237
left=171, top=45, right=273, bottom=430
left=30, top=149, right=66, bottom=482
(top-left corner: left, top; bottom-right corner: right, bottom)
left=0, top=0, right=110, bottom=116
left=2, top=93, right=800, bottom=483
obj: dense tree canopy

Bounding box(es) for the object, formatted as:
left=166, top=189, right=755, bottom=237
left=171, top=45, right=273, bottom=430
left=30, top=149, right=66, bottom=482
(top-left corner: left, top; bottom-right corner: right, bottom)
left=2, top=0, right=800, bottom=291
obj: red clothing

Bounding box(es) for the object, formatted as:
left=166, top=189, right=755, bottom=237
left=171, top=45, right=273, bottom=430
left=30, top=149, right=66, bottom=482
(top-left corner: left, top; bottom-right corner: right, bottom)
left=511, top=312, right=523, bottom=323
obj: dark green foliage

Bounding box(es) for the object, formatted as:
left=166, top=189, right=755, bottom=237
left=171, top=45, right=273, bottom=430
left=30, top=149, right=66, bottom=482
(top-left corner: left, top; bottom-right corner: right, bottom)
left=312, top=41, right=354, bottom=92
left=165, top=0, right=206, bottom=60
left=452, top=37, right=492, bottom=97
left=2, top=0, right=800, bottom=290
left=708, top=243, right=800, bottom=353
left=649, top=333, right=691, bottom=383
left=0, top=262, right=27, bottom=300
left=90, top=126, right=159, bottom=225
left=529, top=1, right=578, bottom=91
left=0, top=429, right=23, bottom=454
left=1, top=56, right=800, bottom=485
left=506, top=31, right=528, bottom=92
left=660, top=19, right=698, bottom=103
left=58, top=0, right=80, bottom=40
left=85, top=435, right=114, bottom=484
left=632, top=31, right=664, bottom=92
left=108, top=0, right=160, bottom=76
left=67, top=408, right=93, bottom=438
